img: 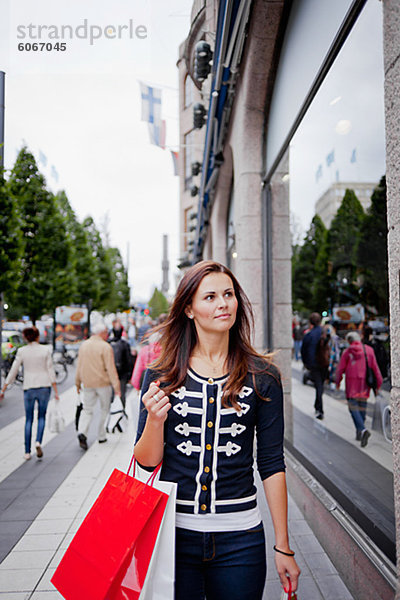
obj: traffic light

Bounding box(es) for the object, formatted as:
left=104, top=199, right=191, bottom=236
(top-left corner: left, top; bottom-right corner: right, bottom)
left=190, top=185, right=199, bottom=197
left=193, top=103, right=206, bottom=129
left=194, top=41, right=213, bottom=83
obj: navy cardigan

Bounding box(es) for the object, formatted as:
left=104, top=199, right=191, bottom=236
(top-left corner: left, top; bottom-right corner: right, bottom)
left=136, top=363, right=285, bottom=516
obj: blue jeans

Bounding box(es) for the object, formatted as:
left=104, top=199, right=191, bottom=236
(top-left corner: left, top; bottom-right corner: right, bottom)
left=175, top=523, right=266, bottom=600
left=310, top=367, right=326, bottom=414
left=24, top=387, right=51, bottom=453
left=347, top=397, right=367, bottom=433
left=294, top=340, right=302, bottom=361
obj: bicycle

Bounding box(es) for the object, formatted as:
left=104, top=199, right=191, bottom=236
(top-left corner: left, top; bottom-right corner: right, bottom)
left=1, top=355, right=24, bottom=388
left=53, top=360, right=68, bottom=385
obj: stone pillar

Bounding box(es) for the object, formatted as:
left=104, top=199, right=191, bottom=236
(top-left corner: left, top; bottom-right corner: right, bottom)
left=269, top=150, right=292, bottom=429
left=383, top=2, right=400, bottom=595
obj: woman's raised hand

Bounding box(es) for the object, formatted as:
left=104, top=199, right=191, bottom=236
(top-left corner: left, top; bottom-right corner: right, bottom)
left=142, top=380, right=171, bottom=424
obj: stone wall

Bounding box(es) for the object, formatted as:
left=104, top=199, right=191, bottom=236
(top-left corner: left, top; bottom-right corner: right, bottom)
left=382, top=1, right=400, bottom=593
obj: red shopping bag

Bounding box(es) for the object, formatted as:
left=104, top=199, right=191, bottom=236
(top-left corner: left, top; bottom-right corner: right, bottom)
left=51, top=460, right=168, bottom=600
left=280, top=578, right=298, bottom=600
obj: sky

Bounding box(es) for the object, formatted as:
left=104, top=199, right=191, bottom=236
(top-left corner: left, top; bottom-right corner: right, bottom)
left=0, top=0, right=193, bottom=301
left=288, top=0, right=386, bottom=239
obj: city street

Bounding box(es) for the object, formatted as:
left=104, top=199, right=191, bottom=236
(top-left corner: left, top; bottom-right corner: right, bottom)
left=0, top=374, right=355, bottom=599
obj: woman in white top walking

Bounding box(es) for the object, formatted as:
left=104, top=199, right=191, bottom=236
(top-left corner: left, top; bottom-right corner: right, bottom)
left=0, top=326, right=59, bottom=460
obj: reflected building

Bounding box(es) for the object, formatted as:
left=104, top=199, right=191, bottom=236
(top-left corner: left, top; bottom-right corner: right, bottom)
left=315, top=181, right=376, bottom=228
left=177, top=1, right=400, bottom=598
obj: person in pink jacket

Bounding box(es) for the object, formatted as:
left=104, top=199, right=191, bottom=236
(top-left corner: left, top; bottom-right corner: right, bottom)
left=130, top=334, right=161, bottom=390
left=336, top=331, right=383, bottom=447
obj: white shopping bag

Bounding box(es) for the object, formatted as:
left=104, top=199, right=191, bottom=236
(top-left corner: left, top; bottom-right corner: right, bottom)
left=135, top=465, right=177, bottom=600
left=48, top=400, right=65, bottom=433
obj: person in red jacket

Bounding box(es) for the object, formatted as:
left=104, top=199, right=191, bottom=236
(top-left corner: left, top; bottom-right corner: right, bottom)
left=336, top=331, right=383, bottom=447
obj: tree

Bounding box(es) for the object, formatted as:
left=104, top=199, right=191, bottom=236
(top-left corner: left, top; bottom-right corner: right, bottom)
left=0, top=171, right=22, bottom=300
left=358, top=176, right=388, bottom=315
left=313, top=227, right=331, bottom=311
left=148, top=287, right=169, bottom=319
left=8, top=147, right=73, bottom=322
left=56, top=191, right=100, bottom=306
left=292, top=215, right=327, bottom=313
left=328, top=189, right=365, bottom=306
left=105, top=246, right=130, bottom=313
left=83, top=216, right=114, bottom=311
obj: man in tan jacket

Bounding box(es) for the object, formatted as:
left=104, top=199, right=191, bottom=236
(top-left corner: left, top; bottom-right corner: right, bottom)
left=75, top=322, right=121, bottom=450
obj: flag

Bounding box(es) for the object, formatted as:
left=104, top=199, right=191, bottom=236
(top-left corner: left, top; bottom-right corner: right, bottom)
left=170, top=151, right=179, bottom=176
left=326, top=150, right=335, bottom=167
left=140, top=82, right=162, bottom=125
left=335, top=170, right=340, bottom=182
left=39, top=150, right=47, bottom=166
left=148, top=119, right=166, bottom=148
left=51, top=165, right=59, bottom=182
left=350, top=148, right=357, bottom=163
left=315, top=164, right=323, bottom=182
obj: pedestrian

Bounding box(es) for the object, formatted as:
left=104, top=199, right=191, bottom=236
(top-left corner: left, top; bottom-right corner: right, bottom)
left=136, top=317, right=152, bottom=343
left=130, top=314, right=167, bottom=391
left=362, top=326, right=389, bottom=380
left=325, top=323, right=340, bottom=390
left=336, top=331, right=383, bottom=447
left=108, top=322, right=134, bottom=408
left=292, top=318, right=303, bottom=361
left=75, top=322, right=121, bottom=450
left=0, top=326, right=60, bottom=460
left=127, top=318, right=137, bottom=348
left=134, top=260, right=300, bottom=600
left=300, top=312, right=327, bottom=419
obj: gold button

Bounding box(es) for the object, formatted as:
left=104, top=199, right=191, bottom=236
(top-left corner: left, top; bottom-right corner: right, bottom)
left=206, top=444, right=212, bottom=450
left=209, top=397, right=215, bottom=404
left=202, top=485, right=207, bottom=491
left=201, top=504, right=207, bottom=511
left=204, top=466, right=210, bottom=473
left=207, top=421, right=213, bottom=428
left=208, top=378, right=214, bottom=384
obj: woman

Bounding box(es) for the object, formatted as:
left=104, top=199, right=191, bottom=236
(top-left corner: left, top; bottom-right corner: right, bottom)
left=130, top=314, right=167, bottom=390
left=0, top=326, right=59, bottom=460
left=336, top=331, right=382, bottom=447
left=134, top=261, right=300, bottom=599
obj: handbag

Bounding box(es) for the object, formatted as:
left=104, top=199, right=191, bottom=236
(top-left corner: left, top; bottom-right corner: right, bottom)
left=362, top=344, right=377, bottom=393
left=47, top=400, right=65, bottom=433
left=51, top=457, right=177, bottom=600
left=106, top=395, right=128, bottom=433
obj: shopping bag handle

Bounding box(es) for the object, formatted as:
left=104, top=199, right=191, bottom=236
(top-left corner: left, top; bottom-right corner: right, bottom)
left=127, top=454, right=163, bottom=487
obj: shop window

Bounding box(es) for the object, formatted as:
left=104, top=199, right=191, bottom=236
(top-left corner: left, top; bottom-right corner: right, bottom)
left=275, top=1, right=393, bottom=562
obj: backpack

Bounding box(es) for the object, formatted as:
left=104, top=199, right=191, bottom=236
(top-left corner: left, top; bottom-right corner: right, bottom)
left=316, top=327, right=330, bottom=369
left=110, top=339, right=127, bottom=376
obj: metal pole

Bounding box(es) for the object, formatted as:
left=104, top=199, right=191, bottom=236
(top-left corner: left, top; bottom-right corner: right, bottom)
left=0, top=71, right=5, bottom=170
left=0, top=73, right=5, bottom=389
left=0, top=293, right=3, bottom=390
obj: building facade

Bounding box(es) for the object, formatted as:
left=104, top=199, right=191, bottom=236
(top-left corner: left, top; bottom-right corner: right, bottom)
left=178, top=0, right=400, bottom=597
left=315, top=181, right=376, bottom=228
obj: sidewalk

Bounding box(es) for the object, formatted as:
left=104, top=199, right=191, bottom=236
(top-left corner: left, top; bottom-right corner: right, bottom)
left=0, top=386, right=355, bottom=600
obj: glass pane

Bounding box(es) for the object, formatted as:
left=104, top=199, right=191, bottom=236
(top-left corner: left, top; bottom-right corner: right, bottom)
left=288, top=1, right=393, bottom=562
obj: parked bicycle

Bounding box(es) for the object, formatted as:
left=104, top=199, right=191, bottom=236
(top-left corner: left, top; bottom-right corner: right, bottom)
left=1, top=354, right=24, bottom=388
left=52, top=359, right=68, bottom=385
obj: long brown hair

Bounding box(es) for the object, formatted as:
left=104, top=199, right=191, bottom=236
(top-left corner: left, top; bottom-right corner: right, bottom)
left=152, top=260, right=273, bottom=408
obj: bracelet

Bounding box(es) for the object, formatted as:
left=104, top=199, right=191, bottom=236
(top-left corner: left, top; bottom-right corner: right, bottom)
left=273, top=545, right=295, bottom=557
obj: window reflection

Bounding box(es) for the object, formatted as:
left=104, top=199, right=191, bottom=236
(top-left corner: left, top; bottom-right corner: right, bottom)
left=287, top=1, right=394, bottom=562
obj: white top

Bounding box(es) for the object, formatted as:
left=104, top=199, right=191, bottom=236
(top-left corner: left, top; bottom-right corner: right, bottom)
left=5, top=342, right=56, bottom=390
left=175, top=506, right=262, bottom=532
